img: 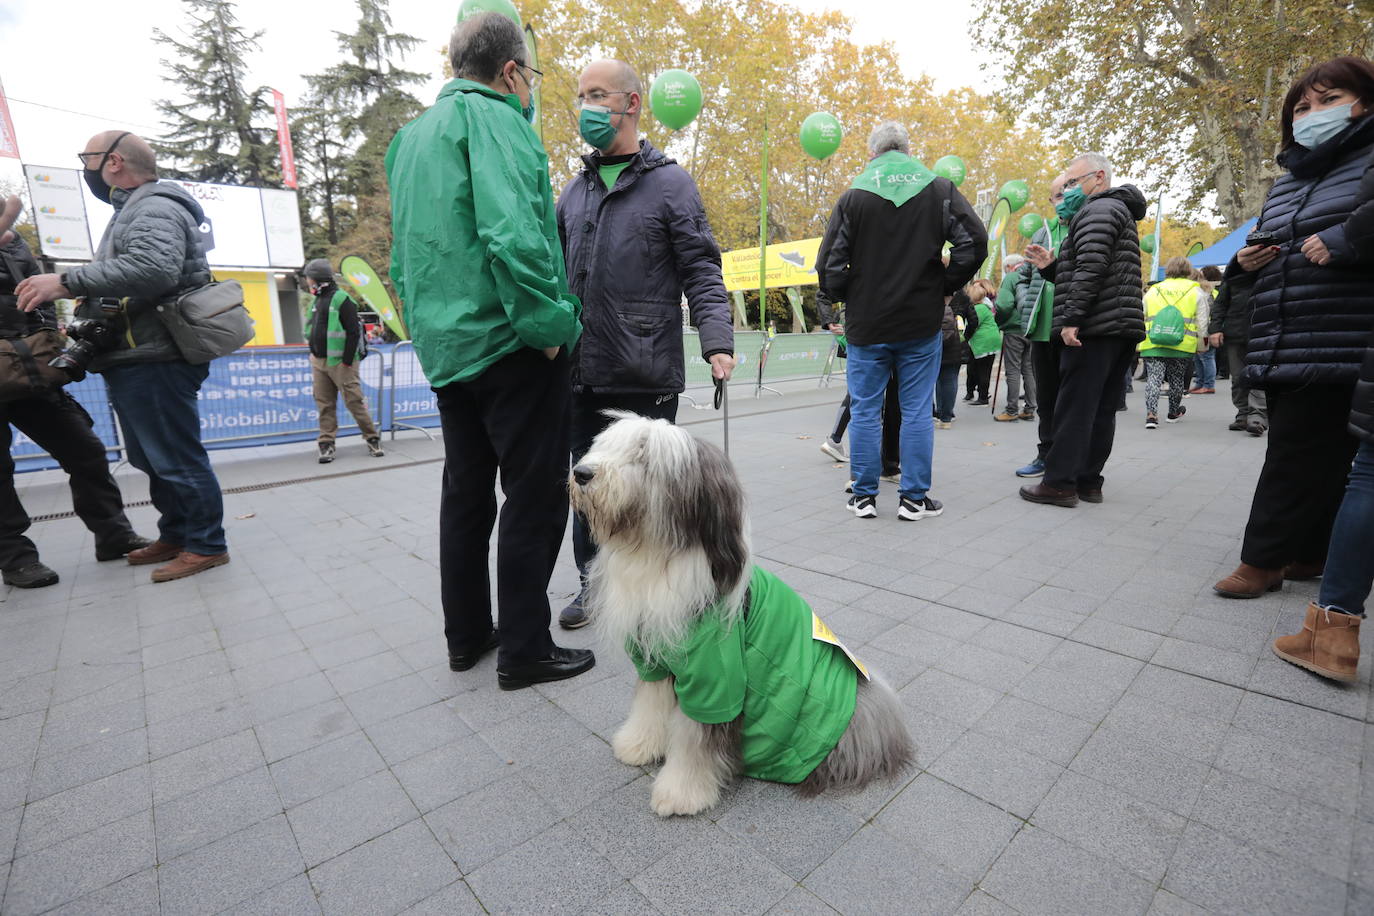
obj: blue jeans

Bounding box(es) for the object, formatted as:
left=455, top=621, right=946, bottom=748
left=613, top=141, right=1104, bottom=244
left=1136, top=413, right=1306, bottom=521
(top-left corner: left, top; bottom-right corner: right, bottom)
left=934, top=364, right=959, bottom=422
left=1319, top=440, right=1374, bottom=617
left=848, top=334, right=941, bottom=499
left=1192, top=349, right=1216, bottom=388
left=103, top=361, right=227, bottom=555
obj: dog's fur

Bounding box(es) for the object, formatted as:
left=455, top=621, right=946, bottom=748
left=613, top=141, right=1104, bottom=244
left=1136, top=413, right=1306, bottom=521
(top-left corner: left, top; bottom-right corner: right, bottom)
left=570, top=413, right=914, bottom=816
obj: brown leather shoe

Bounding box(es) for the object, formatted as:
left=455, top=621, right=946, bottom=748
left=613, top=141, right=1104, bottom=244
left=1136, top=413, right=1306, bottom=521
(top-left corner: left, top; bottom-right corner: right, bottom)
left=127, top=540, right=182, bottom=566
left=151, top=551, right=230, bottom=583
left=1019, top=483, right=1079, bottom=508
left=1273, top=602, right=1360, bottom=682
left=1283, top=561, right=1325, bottom=581
left=1078, top=487, right=1103, bottom=504
left=1213, top=563, right=1283, bottom=599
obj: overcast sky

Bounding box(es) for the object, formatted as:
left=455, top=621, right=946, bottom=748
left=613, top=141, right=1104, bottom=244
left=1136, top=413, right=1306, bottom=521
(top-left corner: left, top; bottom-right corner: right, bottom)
left=0, top=0, right=988, bottom=188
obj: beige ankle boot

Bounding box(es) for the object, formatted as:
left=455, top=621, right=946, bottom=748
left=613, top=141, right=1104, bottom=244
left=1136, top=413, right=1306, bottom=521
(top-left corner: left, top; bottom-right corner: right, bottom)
left=1272, top=603, right=1361, bottom=683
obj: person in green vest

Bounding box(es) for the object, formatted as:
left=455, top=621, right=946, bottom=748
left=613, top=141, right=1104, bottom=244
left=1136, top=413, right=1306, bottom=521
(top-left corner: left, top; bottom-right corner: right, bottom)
left=1014, top=173, right=1070, bottom=478
left=302, top=259, right=382, bottom=463
left=962, top=277, right=1002, bottom=404
left=1138, top=257, right=1211, bottom=428
left=993, top=254, right=1037, bottom=421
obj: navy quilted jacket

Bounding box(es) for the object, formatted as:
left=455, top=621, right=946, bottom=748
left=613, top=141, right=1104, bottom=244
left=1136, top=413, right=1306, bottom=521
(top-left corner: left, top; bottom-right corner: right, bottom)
left=1237, top=115, right=1374, bottom=391
left=1341, top=141, right=1374, bottom=443
left=556, top=140, right=733, bottom=395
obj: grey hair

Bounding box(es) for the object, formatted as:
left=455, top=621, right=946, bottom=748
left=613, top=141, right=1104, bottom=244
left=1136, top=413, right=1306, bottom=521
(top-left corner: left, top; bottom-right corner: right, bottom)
left=610, top=60, right=642, bottom=97
left=867, top=121, right=910, bottom=157
left=1070, top=151, right=1113, bottom=183
left=1003, top=254, right=1025, bottom=270
left=450, top=11, right=526, bottom=84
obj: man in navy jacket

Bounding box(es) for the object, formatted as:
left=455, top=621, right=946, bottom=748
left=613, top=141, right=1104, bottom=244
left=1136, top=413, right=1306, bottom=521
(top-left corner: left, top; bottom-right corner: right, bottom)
left=556, top=59, right=735, bottom=628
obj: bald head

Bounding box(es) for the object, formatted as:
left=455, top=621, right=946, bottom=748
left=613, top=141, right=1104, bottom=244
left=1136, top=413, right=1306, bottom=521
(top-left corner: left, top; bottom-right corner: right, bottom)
left=576, top=59, right=643, bottom=155
left=82, top=131, right=158, bottom=187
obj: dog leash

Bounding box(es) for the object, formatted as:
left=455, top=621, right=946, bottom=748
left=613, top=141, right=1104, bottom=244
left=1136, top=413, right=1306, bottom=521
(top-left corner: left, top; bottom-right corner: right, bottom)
left=714, top=375, right=729, bottom=457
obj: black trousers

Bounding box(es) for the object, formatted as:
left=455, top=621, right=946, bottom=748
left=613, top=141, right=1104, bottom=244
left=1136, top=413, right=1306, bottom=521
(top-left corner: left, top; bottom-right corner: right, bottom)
left=1042, top=338, right=1135, bottom=491
left=435, top=348, right=572, bottom=666
left=829, top=379, right=900, bottom=473
left=1032, top=338, right=1062, bottom=462
left=0, top=390, right=137, bottom=570
left=569, top=390, right=679, bottom=584
left=1241, top=383, right=1359, bottom=569
left=968, top=355, right=994, bottom=400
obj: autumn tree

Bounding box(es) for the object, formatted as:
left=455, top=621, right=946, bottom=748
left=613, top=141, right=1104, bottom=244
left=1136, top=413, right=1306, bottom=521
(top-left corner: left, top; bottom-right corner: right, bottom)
left=975, top=0, right=1374, bottom=228
left=153, top=0, right=278, bottom=185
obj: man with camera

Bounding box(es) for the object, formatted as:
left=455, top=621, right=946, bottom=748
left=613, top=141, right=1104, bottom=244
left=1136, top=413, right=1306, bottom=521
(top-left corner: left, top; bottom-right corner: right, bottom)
left=0, top=196, right=149, bottom=588
left=17, top=131, right=230, bottom=583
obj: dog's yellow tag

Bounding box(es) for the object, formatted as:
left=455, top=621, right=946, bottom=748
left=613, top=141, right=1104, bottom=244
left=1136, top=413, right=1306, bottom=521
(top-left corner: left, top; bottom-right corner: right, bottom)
left=812, top=614, right=871, bottom=681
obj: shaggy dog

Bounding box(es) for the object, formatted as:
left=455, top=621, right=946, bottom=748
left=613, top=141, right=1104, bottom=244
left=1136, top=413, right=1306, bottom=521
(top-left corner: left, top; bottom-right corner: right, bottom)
left=569, top=413, right=914, bottom=816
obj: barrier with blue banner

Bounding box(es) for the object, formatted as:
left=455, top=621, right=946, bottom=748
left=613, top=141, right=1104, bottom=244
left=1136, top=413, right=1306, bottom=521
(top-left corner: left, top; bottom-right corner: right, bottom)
left=12, top=335, right=844, bottom=473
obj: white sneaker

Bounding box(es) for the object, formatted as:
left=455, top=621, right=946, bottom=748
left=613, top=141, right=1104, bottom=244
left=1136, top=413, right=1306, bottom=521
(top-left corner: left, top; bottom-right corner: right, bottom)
left=898, top=495, right=944, bottom=521
left=848, top=495, right=877, bottom=518
left=820, top=438, right=847, bottom=462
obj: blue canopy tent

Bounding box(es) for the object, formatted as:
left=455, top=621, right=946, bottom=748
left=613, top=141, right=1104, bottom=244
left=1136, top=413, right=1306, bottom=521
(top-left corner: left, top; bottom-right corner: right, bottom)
left=1154, top=218, right=1257, bottom=279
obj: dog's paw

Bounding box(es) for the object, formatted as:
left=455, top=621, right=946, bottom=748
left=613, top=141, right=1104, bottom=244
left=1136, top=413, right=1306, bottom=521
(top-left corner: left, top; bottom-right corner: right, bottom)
left=611, top=723, right=665, bottom=767
left=649, top=772, right=719, bottom=817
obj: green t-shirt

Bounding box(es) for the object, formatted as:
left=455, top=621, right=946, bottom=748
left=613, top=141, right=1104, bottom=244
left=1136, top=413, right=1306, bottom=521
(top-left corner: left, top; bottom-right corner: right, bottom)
left=599, top=157, right=634, bottom=192
left=628, top=566, right=860, bottom=784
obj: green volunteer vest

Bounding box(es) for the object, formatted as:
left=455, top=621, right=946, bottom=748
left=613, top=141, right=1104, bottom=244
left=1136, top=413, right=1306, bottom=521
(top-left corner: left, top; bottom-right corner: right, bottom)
left=1138, top=277, right=1201, bottom=357
left=306, top=289, right=359, bottom=367
left=627, top=565, right=860, bottom=784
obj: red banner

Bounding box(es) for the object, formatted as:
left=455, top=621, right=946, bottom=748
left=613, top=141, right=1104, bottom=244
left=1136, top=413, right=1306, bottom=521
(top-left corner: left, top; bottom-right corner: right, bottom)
left=272, top=89, right=297, bottom=189
left=0, top=80, right=21, bottom=160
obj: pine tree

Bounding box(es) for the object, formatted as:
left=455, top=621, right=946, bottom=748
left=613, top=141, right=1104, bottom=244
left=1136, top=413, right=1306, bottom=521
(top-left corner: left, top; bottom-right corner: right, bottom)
left=153, top=0, right=278, bottom=186
left=291, top=101, right=353, bottom=249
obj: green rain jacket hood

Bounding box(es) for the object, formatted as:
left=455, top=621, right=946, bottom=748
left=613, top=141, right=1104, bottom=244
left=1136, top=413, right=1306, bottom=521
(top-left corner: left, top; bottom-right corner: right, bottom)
left=386, top=79, right=581, bottom=388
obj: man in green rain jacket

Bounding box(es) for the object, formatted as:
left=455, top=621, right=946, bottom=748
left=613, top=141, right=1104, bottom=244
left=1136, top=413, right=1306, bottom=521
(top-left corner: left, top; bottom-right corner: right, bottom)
left=386, top=11, right=595, bottom=691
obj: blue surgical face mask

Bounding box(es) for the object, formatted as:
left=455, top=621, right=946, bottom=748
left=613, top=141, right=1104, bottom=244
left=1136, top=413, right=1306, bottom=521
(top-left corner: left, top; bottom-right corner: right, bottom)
left=1293, top=102, right=1355, bottom=149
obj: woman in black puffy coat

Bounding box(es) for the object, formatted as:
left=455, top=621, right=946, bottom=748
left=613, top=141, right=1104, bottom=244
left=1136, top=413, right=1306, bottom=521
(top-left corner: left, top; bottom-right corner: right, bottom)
left=1215, top=57, right=1374, bottom=600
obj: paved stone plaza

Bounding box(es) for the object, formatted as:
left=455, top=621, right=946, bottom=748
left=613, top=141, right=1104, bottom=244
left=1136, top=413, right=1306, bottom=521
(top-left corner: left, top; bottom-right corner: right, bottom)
left=0, top=379, right=1370, bottom=915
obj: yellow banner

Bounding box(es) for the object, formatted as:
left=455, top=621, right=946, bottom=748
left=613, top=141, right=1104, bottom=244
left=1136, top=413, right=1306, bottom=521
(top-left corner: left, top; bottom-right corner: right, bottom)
left=721, top=237, right=822, bottom=292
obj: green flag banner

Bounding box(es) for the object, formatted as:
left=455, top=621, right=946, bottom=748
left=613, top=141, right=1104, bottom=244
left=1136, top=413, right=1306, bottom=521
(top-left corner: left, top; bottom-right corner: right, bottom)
left=981, top=197, right=1013, bottom=280
left=340, top=254, right=408, bottom=340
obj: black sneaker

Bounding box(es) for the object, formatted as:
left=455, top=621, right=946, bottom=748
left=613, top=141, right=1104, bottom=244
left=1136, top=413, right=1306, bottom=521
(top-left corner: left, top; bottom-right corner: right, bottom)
left=366, top=437, right=385, bottom=458
left=848, top=494, right=877, bottom=518
left=3, top=562, right=59, bottom=588
left=1145, top=415, right=1158, bottom=429
left=318, top=442, right=335, bottom=464
left=898, top=496, right=944, bottom=521
left=1166, top=406, right=1187, bottom=423
left=559, top=590, right=590, bottom=629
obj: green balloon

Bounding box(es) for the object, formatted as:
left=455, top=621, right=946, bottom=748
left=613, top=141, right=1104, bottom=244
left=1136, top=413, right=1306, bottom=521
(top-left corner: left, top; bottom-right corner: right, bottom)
left=650, top=70, right=703, bottom=130
left=933, top=155, right=966, bottom=187
left=1018, top=212, right=1044, bottom=238
left=999, top=179, right=1030, bottom=213
left=1046, top=214, right=1059, bottom=230
left=799, top=112, right=842, bottom=160
left=456, top=0, right=522, bottom=26
left=1140, top=235, right=1157, bottom=254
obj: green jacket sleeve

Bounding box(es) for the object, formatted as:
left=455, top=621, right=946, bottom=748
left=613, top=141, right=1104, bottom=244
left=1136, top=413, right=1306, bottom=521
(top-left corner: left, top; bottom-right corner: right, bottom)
left=468, top=110, right=582, bottom=351
left=994, top=272, right=1018, bottom=326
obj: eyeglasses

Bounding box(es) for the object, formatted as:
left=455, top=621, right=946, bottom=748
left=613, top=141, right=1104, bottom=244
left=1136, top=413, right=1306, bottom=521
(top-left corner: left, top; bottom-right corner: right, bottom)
left=1062, top=171, right=1098, bottom=190
left=577, top=90, right=629, bottom=106
left=76, top=131, right=130, bottom=168
left=519, top=64, right=543, bottom=93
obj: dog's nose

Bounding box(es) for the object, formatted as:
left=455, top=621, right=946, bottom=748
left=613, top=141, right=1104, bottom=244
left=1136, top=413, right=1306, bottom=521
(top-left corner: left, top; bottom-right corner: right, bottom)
left=572, top=464, right=596, bottom=486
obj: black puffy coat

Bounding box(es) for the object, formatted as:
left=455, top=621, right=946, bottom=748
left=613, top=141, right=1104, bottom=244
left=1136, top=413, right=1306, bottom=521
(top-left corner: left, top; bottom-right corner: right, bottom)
left=1341, top=136, right=1374, bottom=443
left=0, top=237, right=57, bottom=336
left=1208, top=279, right=1253, bottom=343
left=1237, top=115, right=1374, bottom=391
left=1048, top=185, right=1148, bottom=341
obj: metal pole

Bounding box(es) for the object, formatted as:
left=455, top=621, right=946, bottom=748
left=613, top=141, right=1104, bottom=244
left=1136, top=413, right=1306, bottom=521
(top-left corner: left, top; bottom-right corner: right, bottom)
left=1150, top=197, right=1163, bottom=281
left=757, top=110, right=769, bottom=331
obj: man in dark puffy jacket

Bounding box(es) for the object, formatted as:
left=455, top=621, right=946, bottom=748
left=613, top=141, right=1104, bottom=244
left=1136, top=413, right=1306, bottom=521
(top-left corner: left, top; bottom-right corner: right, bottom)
left=0, top=200, right=148, bottom=588
left=1020, top=153, right=1147, bottom=507
left=17, top=131, right=229, bottom=583
left=556, top=59, right=735, bottom=628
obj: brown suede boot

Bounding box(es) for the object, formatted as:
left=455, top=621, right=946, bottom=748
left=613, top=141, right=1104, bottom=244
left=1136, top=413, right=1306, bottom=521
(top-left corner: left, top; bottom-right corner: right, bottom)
left=1272, top=603, right=1360, bottom=683
left=151, top=551, right=230, bottom=583
left=1283, top=561, right=1325, bottom=581
left=1213, top=563, right=1284, bottom=598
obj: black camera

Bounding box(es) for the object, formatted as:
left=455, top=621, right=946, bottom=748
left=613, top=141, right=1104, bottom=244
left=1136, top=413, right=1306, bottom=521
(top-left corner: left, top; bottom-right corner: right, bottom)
left=49, top=300, right=123, bottom=381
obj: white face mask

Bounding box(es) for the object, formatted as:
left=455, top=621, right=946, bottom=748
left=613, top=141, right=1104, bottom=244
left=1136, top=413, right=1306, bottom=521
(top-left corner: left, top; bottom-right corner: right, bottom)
left=1293, top=101, right=1356, bottom=149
